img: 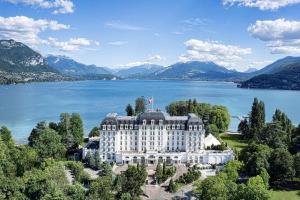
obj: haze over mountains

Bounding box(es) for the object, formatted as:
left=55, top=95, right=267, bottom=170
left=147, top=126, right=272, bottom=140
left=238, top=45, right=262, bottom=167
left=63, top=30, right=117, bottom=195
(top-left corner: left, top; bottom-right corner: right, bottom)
left=1, top=39, right=300, bottom=90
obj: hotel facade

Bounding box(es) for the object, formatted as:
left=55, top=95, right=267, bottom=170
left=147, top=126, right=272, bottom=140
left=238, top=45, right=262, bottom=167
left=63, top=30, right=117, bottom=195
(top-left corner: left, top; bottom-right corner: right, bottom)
left=83, top=111, right=233, bottom=165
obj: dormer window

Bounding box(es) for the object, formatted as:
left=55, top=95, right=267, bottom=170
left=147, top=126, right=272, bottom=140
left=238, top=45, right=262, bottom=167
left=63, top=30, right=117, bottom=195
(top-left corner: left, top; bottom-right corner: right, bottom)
left=194, top=125, right=197, bottom=131
left=130, top=124, right=133, bottom=130
left=189, top=125, right=192, bottom=131
left=107, top=125, right=111, bottom=130
left=177, top=124, right=180, bottom=129
left=172, top=124, right=175, bottom=130
left=159, top=120, right=163, bottom=125
left=120, top=124, right=124, bottom=130
left=199, top=125, right=202, bottom=130
left=151, top=120, right=155, bottom=125
left=181, top=125, right=185, bottom=130
left=167, top=125, right=170, bottom=130
left=102, top=125, right=106, bottom=130
left=112, top=125, right=116, bottom=130
left=143, top=120, right=146, bottom=125
left=125, top=124, right=128, bottom=130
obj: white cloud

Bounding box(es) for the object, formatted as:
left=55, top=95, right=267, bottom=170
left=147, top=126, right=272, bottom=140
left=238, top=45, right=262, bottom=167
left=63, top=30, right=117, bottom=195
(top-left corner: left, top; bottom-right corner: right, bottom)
left=47, top=37, right=99, bottom=52
left=108, top=41, right=128, bottom=46
left=0, top=15, right=69, bottom=44
left=248, top=18, right=300, bottom=54
left=172, top=31, right=183, bottom=35
left=105, top=20, right=144, bottom=31
left=3, top=0, right=74, bottom=14
left=223, top=0, right=300, bottom=10
left=115, top=55, right=164, bottom=68
left=146, top=55, right=163, bottom=63
left=182, top=18, right=206, bottom=26
left=179, top=39, right=252, bottom=68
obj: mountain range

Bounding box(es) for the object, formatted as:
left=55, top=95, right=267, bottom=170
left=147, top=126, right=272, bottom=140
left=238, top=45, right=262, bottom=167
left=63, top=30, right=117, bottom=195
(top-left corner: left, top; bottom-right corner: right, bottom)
left=46, top=55, right=111, bottom=76
left=1, top=39, right=300, bottom=90
left=239, top=57, right=300, bottom=90
left=0, top=40, right=57, bottom=73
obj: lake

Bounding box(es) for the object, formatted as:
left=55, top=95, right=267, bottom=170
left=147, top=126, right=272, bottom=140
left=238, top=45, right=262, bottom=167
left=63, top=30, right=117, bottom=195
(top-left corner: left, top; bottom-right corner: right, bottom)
left=1, top=80, right=300, bottom=143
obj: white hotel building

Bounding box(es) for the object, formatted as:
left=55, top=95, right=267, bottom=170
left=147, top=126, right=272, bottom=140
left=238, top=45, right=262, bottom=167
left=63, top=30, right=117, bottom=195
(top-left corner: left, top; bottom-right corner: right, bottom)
left=83, top=111, right=234, bottom=165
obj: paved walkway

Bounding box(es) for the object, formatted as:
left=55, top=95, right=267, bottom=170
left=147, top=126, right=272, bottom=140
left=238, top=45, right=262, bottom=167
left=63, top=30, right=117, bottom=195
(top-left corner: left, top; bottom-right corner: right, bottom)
left=65, top=169, right=74, bottom=184
left=83, top=168, right=100, bottom=179
left=142, top=183, right=196, bottom=200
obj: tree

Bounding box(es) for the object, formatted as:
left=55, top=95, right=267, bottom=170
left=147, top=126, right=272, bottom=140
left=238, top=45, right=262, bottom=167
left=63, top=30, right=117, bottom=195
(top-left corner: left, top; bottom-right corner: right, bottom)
left=94, top=151, right=101, bottom=170
left=221, top=160, right=243, bottom=182
left=259, top=168, right=270, bottom=189
left=293, top=153, right=300, bottom=178
left=269, top=148, right=295, bottom=182
left=155, top=163, right=163, bottom=184
left=66, top=183, right=85, bottom=200
left=87, top=176, right=114, bottom=200
left=69, top=113, right=84, bottom=148
left=125, top=104, right=134, bottom=116
left=238, top=118, right=250, bottom=139
left=28, top=121, right=47, bottom=147
left=272, top=109, right=293, bottom=137
left=122, top=165, right=147, bottom=198
left=239, top=143, right=271, bottom=176
left=197, top=176, right=228, bottom=200
left=58, top=113, right=84, bottom=150
left=0, top=126, right=13, bottom=145
left=209, top=106, right=230, bottom=133
left=99, top=162, right=112, bottom=177
left=31, top=128, right=66, bottom=161
left=290, top=124, right=300, bottom=154
left=240, top=143, right=271, bottom=176
left=249, top=98, right=265, bottom=140
left=241, top=175, right=270, bottom=200
left=259, top=122, right=289, bottom=149
left=120, top=192, right=131, bottom=200
left=85, top=151, right=95, bottom=169
left=88, top=127, right=99, bottom=137
left=135, top=97, right=146, bottom=114
left=168, top=179, right=178, bottom=193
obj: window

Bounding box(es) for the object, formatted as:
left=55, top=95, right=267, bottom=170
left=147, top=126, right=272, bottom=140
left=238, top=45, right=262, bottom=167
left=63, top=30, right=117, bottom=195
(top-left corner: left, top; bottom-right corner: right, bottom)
left=199, top=125, right=202, bottom=130
left=102, top=125, right=106, bottom=130
left=112, top=125, right=116, bottom=130
left=181, top=125, right=185, bottom=129
left=159, top=120, right=163, bottom=125
left=167, top=125, right=170, bottom=129
left=189, top=125, right=192, bottom=131
left=151, top=120, right=155, bottom=125
left=107, top=125, right=111, bottom=130
left=143, top=120, right=146, bottom=125
left=194, top=125, right=197, bottom=131
left=125, top=124, right=128, bottom=130
left=130, top=124, right=133, bottom=129
left=172, top=124, right=175, bottom=130
left=120, top=124, right=124, bottom=129
left=177, top=124, right=180, bottom=129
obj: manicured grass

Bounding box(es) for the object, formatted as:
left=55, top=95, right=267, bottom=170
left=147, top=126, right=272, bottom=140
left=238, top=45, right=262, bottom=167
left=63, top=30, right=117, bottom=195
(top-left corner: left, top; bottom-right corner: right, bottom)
left=270, top=190, right=300, bottom=200
left=219, top=133, right=248, bottom=152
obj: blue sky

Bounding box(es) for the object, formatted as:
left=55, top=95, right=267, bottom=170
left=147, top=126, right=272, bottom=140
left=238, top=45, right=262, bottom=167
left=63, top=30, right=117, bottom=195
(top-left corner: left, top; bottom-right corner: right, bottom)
left=1, top=0, right=300, bottom=71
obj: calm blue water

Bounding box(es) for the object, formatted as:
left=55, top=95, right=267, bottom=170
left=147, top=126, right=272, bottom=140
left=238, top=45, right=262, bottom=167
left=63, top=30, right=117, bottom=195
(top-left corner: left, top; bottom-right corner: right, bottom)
left=1, top=80, right=300, bottom=143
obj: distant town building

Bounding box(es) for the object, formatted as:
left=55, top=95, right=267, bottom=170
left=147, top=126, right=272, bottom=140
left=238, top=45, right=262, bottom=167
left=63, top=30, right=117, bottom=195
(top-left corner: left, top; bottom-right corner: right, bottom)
left=83, top=111, right=233, bottom=165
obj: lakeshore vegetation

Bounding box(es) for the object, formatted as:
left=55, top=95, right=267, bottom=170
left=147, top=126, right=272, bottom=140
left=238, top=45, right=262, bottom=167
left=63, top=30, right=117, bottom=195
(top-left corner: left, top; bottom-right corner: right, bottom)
left=0, top=97, right=299, bottom=199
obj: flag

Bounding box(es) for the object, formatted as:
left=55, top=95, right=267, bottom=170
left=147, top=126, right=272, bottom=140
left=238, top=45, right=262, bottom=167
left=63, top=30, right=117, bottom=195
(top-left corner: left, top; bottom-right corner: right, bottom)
left=148, top=97, right=154, bottom=104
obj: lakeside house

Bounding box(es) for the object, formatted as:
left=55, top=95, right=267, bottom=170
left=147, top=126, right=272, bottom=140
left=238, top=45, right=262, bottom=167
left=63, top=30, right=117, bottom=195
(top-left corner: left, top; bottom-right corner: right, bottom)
left=83, top=111, right=233, bottom=165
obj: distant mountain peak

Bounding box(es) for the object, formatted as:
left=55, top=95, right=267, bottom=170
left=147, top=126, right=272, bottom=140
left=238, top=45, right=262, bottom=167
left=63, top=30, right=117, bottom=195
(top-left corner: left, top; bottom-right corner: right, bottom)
left=0, top=39, right=56, bottom=73
left=0, top=39, right=25, bottom=49
left=46, top=55, right=111, bottom=75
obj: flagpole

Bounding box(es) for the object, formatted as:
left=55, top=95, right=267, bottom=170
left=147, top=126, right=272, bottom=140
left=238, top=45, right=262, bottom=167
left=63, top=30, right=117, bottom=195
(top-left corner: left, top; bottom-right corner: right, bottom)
left=152, top=96, right=154, bottom=111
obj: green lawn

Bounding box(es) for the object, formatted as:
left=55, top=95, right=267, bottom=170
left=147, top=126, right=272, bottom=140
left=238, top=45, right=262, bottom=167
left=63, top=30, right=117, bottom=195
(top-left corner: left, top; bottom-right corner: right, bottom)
left=219, top=133, right=248, bottom=152
left=270, top=190, right=300, bottom=200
